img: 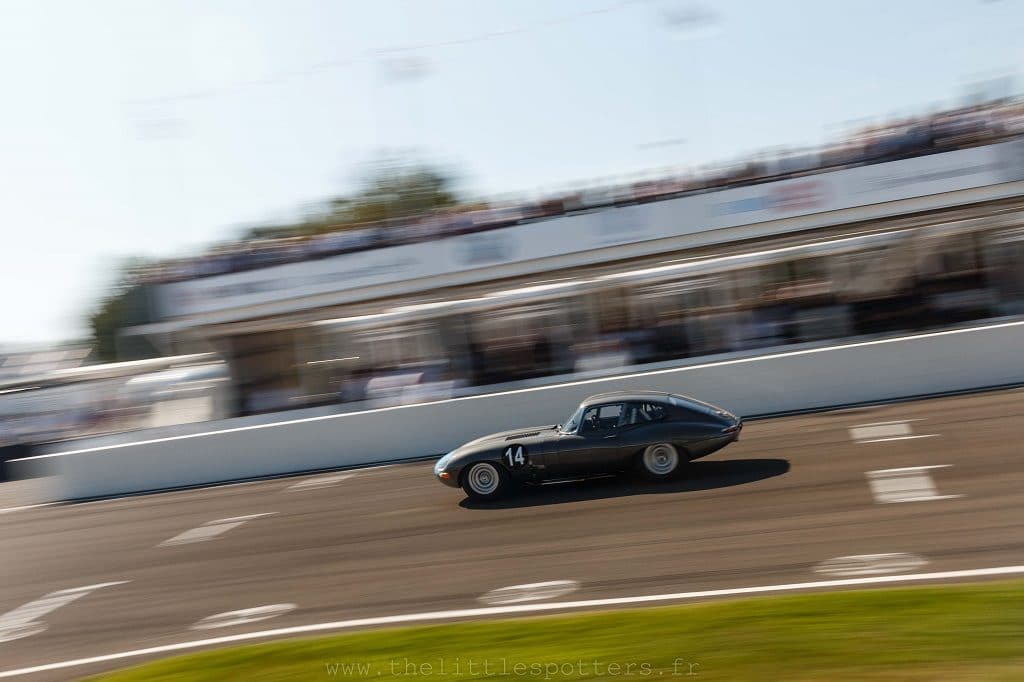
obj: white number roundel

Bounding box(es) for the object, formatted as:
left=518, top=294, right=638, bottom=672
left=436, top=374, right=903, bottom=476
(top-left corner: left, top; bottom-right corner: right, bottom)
left=503, top=445, right=527, bottom=467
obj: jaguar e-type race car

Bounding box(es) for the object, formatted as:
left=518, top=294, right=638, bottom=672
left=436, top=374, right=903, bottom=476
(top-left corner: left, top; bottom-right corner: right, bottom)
left=434, top=390, right=742, bottom=500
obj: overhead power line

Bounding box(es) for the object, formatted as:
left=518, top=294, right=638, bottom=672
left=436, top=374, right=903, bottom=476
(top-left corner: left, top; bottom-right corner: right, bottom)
left=131, top=0, right=653, bottom=106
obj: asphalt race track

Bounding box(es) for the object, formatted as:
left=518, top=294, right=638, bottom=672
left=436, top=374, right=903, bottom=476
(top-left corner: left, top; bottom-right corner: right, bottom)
left=2, top=389, right=1023, bottom=679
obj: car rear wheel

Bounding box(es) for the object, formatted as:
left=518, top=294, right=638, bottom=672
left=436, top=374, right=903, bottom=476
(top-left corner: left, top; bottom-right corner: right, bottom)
left=462, top=462, right=509, bottom=501
left=638, top=443, right=680, bottom=479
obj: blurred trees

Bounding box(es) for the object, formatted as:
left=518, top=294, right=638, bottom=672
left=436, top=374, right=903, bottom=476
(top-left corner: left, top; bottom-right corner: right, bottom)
left=243, top=157, right=464, bottom=240
left=342, top=158, right=462, bottom=223
left=89, top=157, right=468, bottom=359
left=89, top=259, right=160, bottom=362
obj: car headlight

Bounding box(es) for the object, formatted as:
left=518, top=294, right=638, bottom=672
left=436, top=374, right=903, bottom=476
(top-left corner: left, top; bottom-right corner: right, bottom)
left=434, top=451, right=454, bottom=474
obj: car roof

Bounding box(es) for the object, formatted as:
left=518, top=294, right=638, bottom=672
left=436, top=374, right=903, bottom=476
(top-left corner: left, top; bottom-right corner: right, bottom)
left=580, top=390, right=674, bottom=407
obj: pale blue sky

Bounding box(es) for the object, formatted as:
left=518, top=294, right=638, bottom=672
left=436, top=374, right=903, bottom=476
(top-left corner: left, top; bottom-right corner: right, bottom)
left=0, top=0, right=1021, bottom=345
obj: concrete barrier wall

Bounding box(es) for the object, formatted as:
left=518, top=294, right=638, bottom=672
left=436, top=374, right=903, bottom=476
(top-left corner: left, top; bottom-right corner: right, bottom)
left=16, top=321, right=1024, bottom=501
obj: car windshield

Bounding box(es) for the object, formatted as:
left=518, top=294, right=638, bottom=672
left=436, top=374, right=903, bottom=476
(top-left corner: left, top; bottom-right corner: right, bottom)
left=561, top=405, right=584, bottom=432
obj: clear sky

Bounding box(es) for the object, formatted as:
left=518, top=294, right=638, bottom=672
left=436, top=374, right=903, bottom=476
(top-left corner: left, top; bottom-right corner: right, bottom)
left=0, top=0, right=1021, bottom=346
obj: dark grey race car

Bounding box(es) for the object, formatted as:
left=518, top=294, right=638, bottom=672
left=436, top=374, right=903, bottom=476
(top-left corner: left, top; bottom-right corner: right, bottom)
left=434, top=390, right=742, bottom=500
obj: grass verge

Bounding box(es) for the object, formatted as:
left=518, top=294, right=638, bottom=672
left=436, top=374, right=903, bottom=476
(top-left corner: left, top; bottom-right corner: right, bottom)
left=90, top=580, right=1024, bottom=681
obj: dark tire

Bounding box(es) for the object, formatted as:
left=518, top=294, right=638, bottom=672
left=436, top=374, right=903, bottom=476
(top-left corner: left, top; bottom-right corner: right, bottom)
left=635, top=443, right=681, bottom=480
left=461, top=461, right=510, bottom=501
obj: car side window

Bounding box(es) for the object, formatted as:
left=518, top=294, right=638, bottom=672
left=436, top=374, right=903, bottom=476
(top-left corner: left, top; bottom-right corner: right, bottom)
left=623, top=401, right=667, bottom=425
left=640, top=401, right=666, bottom=422
left=581, top=403, right=623, bottom=435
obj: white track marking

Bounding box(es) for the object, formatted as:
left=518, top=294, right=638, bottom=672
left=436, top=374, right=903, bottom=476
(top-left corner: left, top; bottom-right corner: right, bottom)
left=371, top=507, right=432, bottom=518
left=858, top=434, right=939, bottom=443
left=17, top=320, right=1023, bottom=462
left=159, top=513, right=276, bottom=547
left=479, top=581, right=580, bottom=605
left=850, top=420, right=926, bottom=427
left=871, top=465, right=950, bottom=474
left=850, top=419, right=937, bottom=443
left=0, top=504, right=56, bottom=515
left=191, top=605, right=296, bottom=630
left=0, top=582, right=128, bottom=644
left=285, top=474, right=353, bottom=492
left=3, top=565, right=1024, bottom=678
left=866, top=465, right=961, bottom=503
left=850, top=422, right=912, bottom=440
left=815, top=553, right=928, bottom=576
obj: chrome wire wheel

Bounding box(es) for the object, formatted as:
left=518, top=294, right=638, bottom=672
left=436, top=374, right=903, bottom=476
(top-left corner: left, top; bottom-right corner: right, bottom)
left=466, top=462, right=501, bottom=496
left=642, top=443, right=679, bottom=476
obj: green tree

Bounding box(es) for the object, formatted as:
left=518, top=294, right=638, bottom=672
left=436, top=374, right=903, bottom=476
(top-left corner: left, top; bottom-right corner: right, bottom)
left=91, top=158, right=470, bottom=359
left=342, top=157, right=461, bottom=223
left=88, top=259, right=159, bottom=362
left=242, top=157, right=466, bottom=239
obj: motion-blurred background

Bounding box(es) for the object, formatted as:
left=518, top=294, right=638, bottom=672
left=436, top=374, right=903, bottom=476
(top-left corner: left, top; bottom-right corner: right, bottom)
left=2, top=0, right=1023, bottom=463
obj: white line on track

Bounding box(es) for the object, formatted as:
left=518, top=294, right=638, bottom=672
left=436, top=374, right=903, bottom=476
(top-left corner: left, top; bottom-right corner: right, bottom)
left=192, top=605, right=297, bottom=630
left=858, top=434, right=940, bottom=443
left=0, top=503, right=55, bottom=515
left=849, top=418, right=939, bottom=443
left=479, top=581, right=580, bottom=605
left=870, top=465, right=951, bottom=474
left=159, top=513, right=276, bottom=547
left=849, top=420, right=926, bottom=427
left=285, top=473, right=354, bottom=492
left=814, top=553, right=928, bottom=576
left=2, top=565, right=1023, bottom=678
left=866, top=465, right=961, bottom=503
left=0, top=463, right=402, bottom=514
left=0, top=582, right=128, bottom=645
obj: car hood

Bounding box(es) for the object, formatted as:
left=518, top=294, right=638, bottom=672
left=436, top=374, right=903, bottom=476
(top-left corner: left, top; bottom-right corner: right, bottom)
left=455, top=424, right=561, bottom=452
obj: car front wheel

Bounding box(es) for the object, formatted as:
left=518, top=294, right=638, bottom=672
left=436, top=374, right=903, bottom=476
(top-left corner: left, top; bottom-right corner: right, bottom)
left=462, top=461, right=510, bottom=501
left=638, top=443, right=680, bottom=479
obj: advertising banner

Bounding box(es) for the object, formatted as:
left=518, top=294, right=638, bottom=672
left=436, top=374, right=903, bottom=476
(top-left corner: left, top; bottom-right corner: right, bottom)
left=159, top=141, right=1020, bottom=320
left=708, top=142, right=1015, bottom=230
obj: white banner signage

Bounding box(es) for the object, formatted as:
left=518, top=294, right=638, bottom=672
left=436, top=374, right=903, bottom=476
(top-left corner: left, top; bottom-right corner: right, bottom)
left=161, top=244, right=447, bottom=319
left=158, top=194, right=706, bottom=318
left=159, top=140, right=1022, bottom=319
left=708, top=141, right=1020, bottom=229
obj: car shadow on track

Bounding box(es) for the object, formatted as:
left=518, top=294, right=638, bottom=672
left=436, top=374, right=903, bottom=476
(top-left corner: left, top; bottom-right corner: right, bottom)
left=459, top=457, right=790, bottom=509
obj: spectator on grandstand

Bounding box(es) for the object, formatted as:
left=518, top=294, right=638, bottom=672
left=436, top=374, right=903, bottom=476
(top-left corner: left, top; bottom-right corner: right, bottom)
left=133, top=97, right=1023, bottom=286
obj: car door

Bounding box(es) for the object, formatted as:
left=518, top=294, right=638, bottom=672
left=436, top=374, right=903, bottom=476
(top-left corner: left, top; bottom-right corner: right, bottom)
left=552, top=402, right=626, bottom=476
left=611, top=401, right=664, bottom=466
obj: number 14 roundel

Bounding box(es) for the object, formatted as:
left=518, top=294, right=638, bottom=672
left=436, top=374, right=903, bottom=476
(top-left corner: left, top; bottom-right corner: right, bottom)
left=503, top=444, right=527, bottom=468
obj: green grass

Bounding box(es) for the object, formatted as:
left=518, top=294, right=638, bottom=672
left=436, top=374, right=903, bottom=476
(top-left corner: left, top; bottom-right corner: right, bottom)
left=90, top=581, right=1024, bottom=681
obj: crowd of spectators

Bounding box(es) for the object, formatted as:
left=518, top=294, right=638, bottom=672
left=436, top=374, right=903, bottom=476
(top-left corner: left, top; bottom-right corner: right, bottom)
left=139, top=98, right=1024, bottom=285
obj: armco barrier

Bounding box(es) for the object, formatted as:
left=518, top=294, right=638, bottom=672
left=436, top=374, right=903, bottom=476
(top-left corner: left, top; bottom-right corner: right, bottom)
left=13, top=320, right=1024, bottom=501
